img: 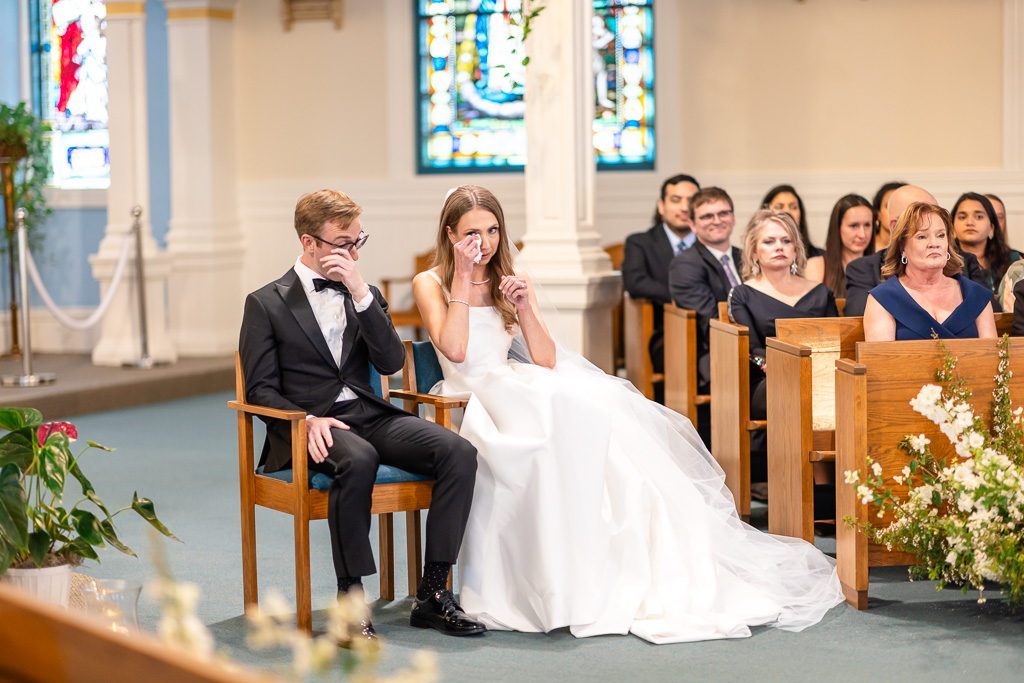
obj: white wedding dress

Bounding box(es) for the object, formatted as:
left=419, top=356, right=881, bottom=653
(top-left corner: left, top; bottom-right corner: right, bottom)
left=426, top=277, right=844, bottom=644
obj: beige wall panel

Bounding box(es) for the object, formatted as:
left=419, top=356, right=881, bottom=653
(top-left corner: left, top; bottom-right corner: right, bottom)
left=234, top=0, right=389, bottom=180
left=678, top=0, right=1003, bottom=173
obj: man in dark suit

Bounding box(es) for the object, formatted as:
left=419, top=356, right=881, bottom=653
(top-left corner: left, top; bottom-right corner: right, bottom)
left=239, top=190, right=485, bottom=640
left=846, top=184, right=994, bottom=315
left=622, top=174, right=700, bottom=374
left=668, top=186, right=743, bottom=414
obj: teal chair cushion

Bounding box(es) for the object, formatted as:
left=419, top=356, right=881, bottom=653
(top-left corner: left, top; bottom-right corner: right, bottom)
left=410, top=341, right=444, bottom=393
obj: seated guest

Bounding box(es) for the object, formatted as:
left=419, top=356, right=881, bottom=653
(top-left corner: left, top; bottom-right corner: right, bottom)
left=804, top=194, right=876, bottom=297
left=622, top=173, right=701, bottom=374
left=728, top=210, right=839, bottom=489
left=871, top=181, right=907, bottom=253
left=998, top=260, right=1024, bottom=313
left=760, top=184, right=822, bottom=258
left=844, top=185, right=991, bottom=316
left=864, top=202, right=997, bottom=341
left=951, top=192, right=1022, bottom=297
left=1015, top=277, right=1024, bottom=336
left=668, top=187, right=742, bottom=395
left=986, top=193, right=1007, bottom=234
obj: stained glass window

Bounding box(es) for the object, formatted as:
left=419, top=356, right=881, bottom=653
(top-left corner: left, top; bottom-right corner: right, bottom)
left=415, top=0, right=654, bottom=174
left=30, top=0, right=110, bottom=189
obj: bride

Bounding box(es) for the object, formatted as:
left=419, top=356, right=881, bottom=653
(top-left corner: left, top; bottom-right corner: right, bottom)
left=411, top=186, right=844, bottom=644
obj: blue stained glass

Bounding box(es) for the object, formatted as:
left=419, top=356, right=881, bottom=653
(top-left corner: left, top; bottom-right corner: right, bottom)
left=415, top=0, right=654, bottom=173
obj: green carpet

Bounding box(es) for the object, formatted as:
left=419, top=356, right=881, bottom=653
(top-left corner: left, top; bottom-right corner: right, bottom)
left=42, top=393, right=1024, bottom=681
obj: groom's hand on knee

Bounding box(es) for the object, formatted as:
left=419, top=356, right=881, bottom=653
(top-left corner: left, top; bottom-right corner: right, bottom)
left=306, top=416, right=350, bottom=463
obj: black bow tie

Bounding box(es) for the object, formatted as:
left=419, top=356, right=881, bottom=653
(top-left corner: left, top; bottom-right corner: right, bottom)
left=313, top=278, right=349, bottom=295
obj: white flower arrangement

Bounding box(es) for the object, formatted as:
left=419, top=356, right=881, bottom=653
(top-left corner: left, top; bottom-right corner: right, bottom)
left=844, top=336, right=1024, bottom=607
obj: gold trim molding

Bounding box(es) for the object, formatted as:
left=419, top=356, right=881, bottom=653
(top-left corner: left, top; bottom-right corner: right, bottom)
left=167, top=7, right=236, bottom=21
left=105, top=2, right=146, bottom=15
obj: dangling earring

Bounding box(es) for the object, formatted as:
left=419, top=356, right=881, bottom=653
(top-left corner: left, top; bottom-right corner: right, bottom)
left=751, top=261, right=759, bottom=276
left=901, top=255, right=908, bottom=264
left=790, top=262, right=798, bottom=275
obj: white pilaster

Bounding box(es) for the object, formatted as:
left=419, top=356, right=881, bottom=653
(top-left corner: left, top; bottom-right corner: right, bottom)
left=89, top=0, right=177, bottom=366
left=162, top=0, right=243, bottom=356
left=523, top=0, right=620, bottom=372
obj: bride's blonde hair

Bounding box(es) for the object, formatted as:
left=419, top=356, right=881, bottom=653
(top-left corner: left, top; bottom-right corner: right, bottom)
left=433, top=186, right=518, bottom=333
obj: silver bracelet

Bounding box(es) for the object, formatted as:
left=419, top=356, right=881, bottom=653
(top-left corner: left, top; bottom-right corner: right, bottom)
left=449, top=299, right=470, bottom=306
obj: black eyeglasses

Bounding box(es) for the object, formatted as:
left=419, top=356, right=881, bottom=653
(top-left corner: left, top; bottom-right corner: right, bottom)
left=696, top=209, right=734, bottom=223
left=315, top=231, right=369, bottom=252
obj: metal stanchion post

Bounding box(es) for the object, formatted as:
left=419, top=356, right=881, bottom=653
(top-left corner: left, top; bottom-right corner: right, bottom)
left=124, top=206, right=161, bottom=369
left=2, top=208, right=55, bottom=387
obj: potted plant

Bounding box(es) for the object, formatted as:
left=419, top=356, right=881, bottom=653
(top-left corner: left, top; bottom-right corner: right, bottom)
left=0, top=101, right=51, bottom=253
left=0, top=407, right=180, bottom=607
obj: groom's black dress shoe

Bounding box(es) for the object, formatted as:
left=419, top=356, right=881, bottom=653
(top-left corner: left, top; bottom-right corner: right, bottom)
left=410, top=590, right=487, bottom=636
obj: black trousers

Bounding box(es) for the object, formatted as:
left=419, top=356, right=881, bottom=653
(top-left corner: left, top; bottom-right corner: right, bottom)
left=308, top=399, right=477, bottom=580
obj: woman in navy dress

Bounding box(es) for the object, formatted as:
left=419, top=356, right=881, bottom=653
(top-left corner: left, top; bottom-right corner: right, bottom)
left=864, top=202, right=996, bottom=341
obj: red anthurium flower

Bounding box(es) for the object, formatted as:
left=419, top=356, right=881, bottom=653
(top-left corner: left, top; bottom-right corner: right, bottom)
left=36, top=421, right=78, bottom=447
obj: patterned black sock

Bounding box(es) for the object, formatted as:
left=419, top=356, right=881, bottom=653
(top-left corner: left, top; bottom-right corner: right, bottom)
left=337, top=576, right=363, bottom=594
left=417, top=562, right=451, bottom=600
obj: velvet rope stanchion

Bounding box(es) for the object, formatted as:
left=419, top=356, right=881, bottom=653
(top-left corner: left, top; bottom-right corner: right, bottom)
left=1, top=208, right=55, bottom=387
left=123, top=206, right=164, bottom=370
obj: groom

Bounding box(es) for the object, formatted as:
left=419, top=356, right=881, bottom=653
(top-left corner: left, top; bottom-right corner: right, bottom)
left=239, top=189, right=485, bottom=640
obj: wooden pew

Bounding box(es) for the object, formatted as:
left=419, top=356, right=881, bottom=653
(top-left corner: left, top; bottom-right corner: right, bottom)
left=624, top=294, right=663, bottom=400
left=0, top=584, right=277, bottom=683
left=706, top=302, right=758, bottom=517
left=835, top=335, right=1023, bottom=609
left=605, top=243, right=626, bottom=373
left=708, top=301, right=842, bottom=520
left=766, top=313, right=1014, bottom=543
left=663, top=304, right=710, bottom=423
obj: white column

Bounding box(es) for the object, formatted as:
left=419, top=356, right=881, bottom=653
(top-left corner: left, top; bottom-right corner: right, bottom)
left=522, top=0, right=620, bottom=373
left=89, top=0, right=177, bottom=366
left=162, top=0, right=243, bottom=355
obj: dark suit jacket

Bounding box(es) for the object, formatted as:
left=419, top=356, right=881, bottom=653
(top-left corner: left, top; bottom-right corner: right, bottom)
left=239, top=268, right=406, bottom=473
left=844, top=249, right=995, bottom=317
left=667, top=242, right=744, bottom=386
left=1014, top=278, right=1024, bottom=336
left=623, top=224, right=679, bottom=368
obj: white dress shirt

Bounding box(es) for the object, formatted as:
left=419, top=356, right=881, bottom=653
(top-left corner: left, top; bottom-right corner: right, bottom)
left=293, top=257, right=374, bottom=403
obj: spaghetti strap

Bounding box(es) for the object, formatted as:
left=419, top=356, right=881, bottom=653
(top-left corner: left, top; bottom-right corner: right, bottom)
left=423, top=270, right=451, bottom=303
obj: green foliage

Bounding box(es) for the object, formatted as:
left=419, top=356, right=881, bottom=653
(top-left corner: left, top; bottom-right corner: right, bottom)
left=0, top=407, right=180, bottom=573
left=845, top=336, right=1024, bottom=607
left=0, top=102, right=52, bottom=257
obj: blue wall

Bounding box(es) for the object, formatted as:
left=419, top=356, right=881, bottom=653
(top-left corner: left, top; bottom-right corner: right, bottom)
left=0, top=0, right=170, bottom=311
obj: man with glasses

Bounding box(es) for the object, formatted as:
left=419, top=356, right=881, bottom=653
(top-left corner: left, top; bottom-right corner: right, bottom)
left=668, top=187, right=743, bottom=445
left=239, top=190, right=484, bottom=643
left=622, top=173, right=701, bottom=379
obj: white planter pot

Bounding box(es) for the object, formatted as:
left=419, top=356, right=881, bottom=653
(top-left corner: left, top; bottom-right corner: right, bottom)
left=1, top=564, right=74, bottom=609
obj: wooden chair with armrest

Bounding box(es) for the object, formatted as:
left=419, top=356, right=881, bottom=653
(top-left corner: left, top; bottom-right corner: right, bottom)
left=381, top=249, right=435, bottom=340
left=835, top=334, right=1022, bottom=609
left=766, top=311, right=1011, bottom=544
left=624, top=294, right=663, bottom=400
left=229, top=350, right=458, bottom=633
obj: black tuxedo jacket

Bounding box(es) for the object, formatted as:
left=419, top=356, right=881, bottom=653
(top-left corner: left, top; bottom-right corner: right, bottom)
left=844, top=249, right=994, bottom=317
left=668, top=242, right=744, bottom=386
left=239, top=268, right=406, bottom=473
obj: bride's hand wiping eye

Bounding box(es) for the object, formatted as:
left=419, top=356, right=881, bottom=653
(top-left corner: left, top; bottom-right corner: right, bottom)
left=500, top=275, right=530, bottom=310
left=454, top=235, right=481, bottom=276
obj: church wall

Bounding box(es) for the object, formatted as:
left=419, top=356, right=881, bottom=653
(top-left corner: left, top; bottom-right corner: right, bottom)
left=234, top=0, right=1021, bottom=306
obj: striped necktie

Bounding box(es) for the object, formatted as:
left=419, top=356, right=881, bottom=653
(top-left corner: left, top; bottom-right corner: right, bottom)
left=720, top=254, right=739, bottom=288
